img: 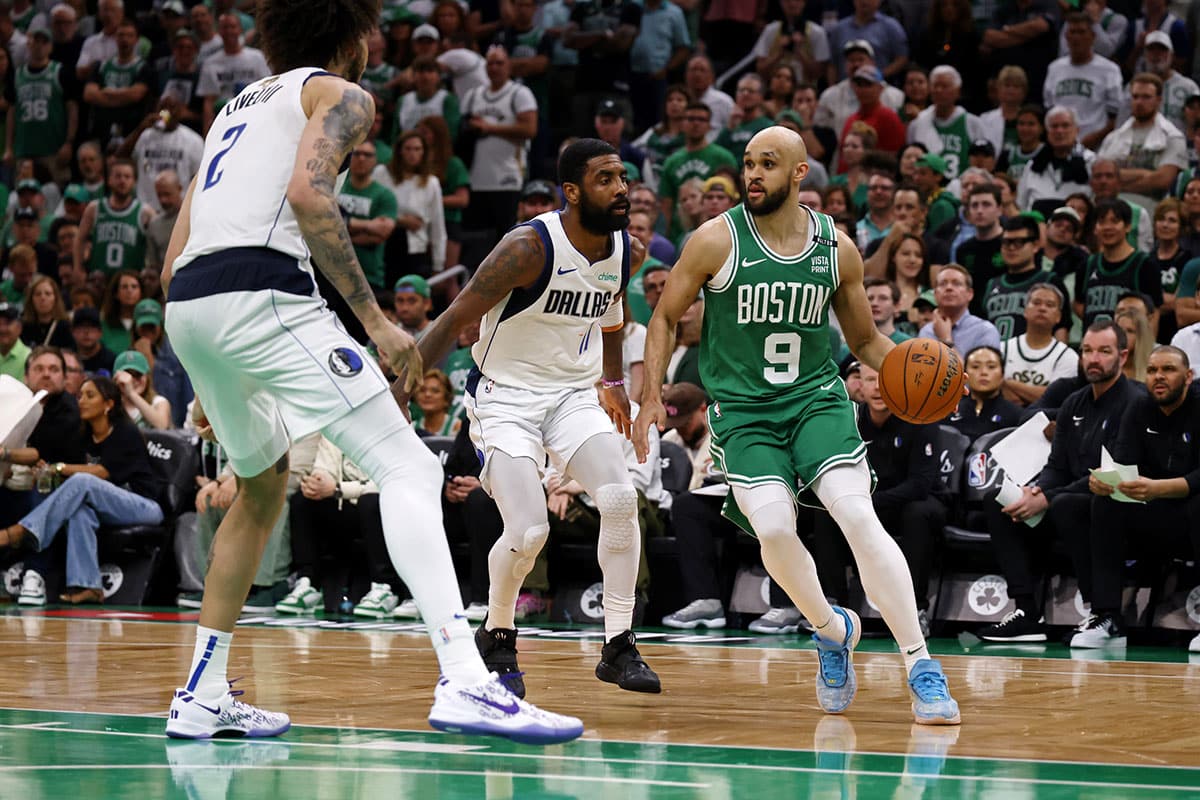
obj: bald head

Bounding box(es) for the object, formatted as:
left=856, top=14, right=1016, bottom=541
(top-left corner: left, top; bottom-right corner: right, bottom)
left=745, top=125, right=808, bottom=170
left=743, top=125, right=808, bottom=217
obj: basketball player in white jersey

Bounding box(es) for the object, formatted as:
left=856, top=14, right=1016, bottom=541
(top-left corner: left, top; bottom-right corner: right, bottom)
left=399, top=139, right=660, bottom=698
left=158, top=0, right=582, bottom=744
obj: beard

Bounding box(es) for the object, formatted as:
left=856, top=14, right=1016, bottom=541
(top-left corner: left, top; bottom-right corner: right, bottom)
left=745, top=183, right=790, bottom=217
left=1155, top=381, right=1186, bottom=407
left=579, top=193, right=630, bottom=234
left=1085, top=361, right=1121, bottom=384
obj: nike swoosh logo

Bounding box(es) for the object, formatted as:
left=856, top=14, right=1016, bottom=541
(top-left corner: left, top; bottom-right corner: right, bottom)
left=820, top=379, right=839, bottom=391
left=556, top=266, right=578, bottom=275
left=1072, top=416, right=1084, bottom=423
left=1147, top=428, right=1159, bottom=434
left=466, top=692, right=519, bottom=714
left=191, top=699, right=222, bottom=715
left=741, top=257, right=766, bottom=268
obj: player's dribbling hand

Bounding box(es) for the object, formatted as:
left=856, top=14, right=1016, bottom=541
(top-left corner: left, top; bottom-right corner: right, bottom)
left=371, top=323, right=423, bottom=394
left=632, top=399, right=666, bottom=464
left=600, top=384, right=633, bottom=440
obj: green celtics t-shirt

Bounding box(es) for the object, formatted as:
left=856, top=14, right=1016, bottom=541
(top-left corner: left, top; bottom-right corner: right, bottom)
left=715, top=115, right=773, bottom=162
left=657, top=142, right=738, bottom=204
left=337, top=180, right=399, bottom=289
left=626, top=257, right=664, bottom=325
left=442, top=156, right=470, bottom=225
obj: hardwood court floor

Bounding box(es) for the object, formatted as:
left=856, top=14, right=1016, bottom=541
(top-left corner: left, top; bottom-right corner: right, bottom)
left=1, top=611, right=1199, bottom=799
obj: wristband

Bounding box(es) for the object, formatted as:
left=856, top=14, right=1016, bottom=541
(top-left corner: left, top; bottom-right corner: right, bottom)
left=601, top=379, right=625, bottom=388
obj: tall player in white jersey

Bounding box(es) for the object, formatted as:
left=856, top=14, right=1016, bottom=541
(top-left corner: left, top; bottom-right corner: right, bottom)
left=158, top=0, right=581, bottom=744
left=401, top=139, right=660, bottom=698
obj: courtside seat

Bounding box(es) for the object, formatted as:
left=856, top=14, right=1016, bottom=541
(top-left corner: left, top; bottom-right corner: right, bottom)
left=942, top=427, right=1016, bottom=550
left=96, top=429, right=201, bottom=604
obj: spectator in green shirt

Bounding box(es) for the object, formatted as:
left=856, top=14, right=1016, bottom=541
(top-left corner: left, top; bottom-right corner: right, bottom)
left=337, top=140, right=398, bottom=290
left=715, top=73, right=773, bottom=162
left=0, top=303, right=30, bottom=381
left=657, top=101, right=737, bottom=242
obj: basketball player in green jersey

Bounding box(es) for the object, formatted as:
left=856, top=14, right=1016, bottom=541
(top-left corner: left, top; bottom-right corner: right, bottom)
left=633, top=126, right=961, bottom=725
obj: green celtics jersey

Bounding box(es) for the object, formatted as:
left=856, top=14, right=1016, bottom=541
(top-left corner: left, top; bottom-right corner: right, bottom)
left=89, top=198, right=146, bottom=275
left=14, top=61, right=68, bottom=158
left=934, top=113, right=970, bottom=177
left=700, top=205, right=840, bottom=403
left=360, top=62, right=399, bottom=107
left=715, top=115, right=774, bottom=162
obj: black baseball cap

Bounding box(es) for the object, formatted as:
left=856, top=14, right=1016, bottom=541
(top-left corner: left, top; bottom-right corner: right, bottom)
left=968, top=139, right=995, bottom=157
left=596, top=98, right=622, bottom=118
left=521, top=179, right=557, bottom=201
left=72, top=306, right=101, bottom=328
left=0, top=303, right=18, bottom=321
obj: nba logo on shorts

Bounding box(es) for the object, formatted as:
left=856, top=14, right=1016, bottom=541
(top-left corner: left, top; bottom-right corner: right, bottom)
left=328, top=347, right=363, bottom=377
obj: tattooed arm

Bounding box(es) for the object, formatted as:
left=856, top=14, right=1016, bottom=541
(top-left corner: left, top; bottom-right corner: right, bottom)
left=289, top=76, right=421, bottom=391
left=396, top=225, right=545, bottom=400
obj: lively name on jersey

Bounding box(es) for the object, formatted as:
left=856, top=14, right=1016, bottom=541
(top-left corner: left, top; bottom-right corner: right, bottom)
left=544, top=288, right=612, bottom=319
left=223, top=82, right=284, bottom=117
left=737, top=281, right=831, bottom=325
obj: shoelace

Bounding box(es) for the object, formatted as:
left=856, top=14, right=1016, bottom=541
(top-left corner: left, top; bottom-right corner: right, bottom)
left=817, top=647, right=848, bottom=686
left=998, top=609, right=1023, bottom=625
left=910, top=670, right=949, bottom=701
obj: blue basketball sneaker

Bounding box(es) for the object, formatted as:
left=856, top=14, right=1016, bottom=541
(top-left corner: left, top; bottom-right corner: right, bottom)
left=812, top=606, right=861, bottom=714
left=428, top=673, right=584, bottom=745
left=908, top=659, right=961, bottom=725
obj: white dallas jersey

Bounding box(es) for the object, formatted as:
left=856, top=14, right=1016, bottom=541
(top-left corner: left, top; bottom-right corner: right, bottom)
left=175, top=67, right=341, bottom=272
left=1002, top=334, right=1079, bottom=389
left=472, top=210, right=630, bottom=392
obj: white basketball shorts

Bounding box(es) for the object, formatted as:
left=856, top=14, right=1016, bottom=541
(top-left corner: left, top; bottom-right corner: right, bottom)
left=165, top=251, right=388, bottom=477
left=463, top=370, right=614, bottom=494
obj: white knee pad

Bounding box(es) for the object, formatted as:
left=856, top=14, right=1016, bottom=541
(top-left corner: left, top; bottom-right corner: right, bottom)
left=827, top=493, right=876, bottom=534
left=595, top=483, right=639, bottom=553
left=503, top=522, right=549, bottom=578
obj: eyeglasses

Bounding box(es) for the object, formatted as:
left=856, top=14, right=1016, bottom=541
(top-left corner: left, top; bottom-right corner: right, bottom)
left=1000, top=237, right=1036, bottom=248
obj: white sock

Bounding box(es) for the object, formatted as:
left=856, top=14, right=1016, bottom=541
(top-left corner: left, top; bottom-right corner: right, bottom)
left=812, top=607, right=848, bottom=646
left=428, top=614, right=489, bottom=685
left=901, top=641, right=931, bottom=675
left=186, top=625, right=232, bottom=701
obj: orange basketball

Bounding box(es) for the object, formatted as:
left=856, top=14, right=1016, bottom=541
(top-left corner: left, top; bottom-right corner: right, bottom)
left=878, top=338, right=966, bottom=424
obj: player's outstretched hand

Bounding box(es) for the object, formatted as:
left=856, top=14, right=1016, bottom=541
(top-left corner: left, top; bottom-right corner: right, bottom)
left=601, top=384, right=633, bottom=441
left=632, top=398, right=666, bottom=464
left=371, top=323, right=423, bottom=394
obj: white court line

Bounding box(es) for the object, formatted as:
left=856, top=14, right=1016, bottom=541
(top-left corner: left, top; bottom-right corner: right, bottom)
left=2, top=706, right=1199, bottom=773
left=1, top=720, right=1197, bottom=790
left=0, top=764, right=709, bottom=788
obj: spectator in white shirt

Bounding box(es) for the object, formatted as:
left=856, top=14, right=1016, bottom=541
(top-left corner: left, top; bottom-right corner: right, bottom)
left=1043, top=13, right=1123, bottom=151
left=684, top=54, right=732, bottom=135
left=379, top=130, right=446, bottom=281
left=1097, top=71, right=1188, bottom=211
left=1001, top=283, right=1080, bottom=405
left=75, top=0, right=120, bottom=80
left=197, top=13, right=269, bottom=133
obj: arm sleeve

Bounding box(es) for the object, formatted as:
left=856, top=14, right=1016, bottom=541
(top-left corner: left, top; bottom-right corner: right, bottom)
left=1108, top=400, right=1143, bottom=466
left=599, top=294, right=624, bottom=329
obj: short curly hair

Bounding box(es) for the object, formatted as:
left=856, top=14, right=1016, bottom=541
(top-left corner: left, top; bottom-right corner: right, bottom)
left=255, top=0, right=381, bottom=74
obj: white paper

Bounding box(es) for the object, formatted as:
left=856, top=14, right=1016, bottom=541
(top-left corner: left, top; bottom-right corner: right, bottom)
left=1089, top=446, right=1145, bottom=504
left=994, top=477, right=1046, bottom=527
left=989, top=412, right=1053, bottom=486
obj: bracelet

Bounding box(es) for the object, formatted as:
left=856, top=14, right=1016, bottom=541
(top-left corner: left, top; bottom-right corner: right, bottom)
left=601, top=379, right=625, bottom=388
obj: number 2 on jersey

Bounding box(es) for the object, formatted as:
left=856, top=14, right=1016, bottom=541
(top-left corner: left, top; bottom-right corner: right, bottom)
left=763, top=332, right=802, bottom=384
left=203, top=123, right=247, bottom=190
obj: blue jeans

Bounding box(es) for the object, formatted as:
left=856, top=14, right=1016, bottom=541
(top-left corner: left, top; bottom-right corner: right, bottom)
left=19, top=473, right=163, bottom=589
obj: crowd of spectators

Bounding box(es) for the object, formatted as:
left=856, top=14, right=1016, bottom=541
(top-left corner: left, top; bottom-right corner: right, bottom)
left=1, top=0, right=1200, bottom=649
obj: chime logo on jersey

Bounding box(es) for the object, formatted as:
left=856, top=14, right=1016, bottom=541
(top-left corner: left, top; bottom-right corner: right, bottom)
left=328, top=347, right=363, bottom=377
